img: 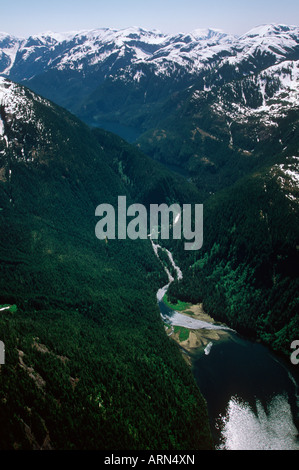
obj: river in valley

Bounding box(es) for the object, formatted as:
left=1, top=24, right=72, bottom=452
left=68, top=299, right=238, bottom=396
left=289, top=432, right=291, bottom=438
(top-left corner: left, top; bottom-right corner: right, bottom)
left=152, top=240, right=299, bottom=450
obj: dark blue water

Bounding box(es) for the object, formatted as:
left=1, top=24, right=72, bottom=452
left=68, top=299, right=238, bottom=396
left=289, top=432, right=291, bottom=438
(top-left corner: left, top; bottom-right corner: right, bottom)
left=90, top=120, right=141, bottom=143
left=192, top=333, right=299, bottom=450
left=154, top=242, right=299, bottom=450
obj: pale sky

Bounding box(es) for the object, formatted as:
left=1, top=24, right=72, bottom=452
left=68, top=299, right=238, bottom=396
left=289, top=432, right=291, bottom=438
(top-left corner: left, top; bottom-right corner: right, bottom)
left=1, top=0, right=298, bottom=37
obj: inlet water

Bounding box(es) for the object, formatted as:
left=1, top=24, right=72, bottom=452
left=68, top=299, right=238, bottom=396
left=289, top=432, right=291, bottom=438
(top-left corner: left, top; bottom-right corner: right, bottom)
left=152, top=240, right=299, bottom=450
left=192, top=333, right=299, bottom=450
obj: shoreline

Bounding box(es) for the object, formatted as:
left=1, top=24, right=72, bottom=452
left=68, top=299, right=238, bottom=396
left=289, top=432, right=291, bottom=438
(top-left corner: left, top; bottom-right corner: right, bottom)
left=164, top=302, right=233, bottom=363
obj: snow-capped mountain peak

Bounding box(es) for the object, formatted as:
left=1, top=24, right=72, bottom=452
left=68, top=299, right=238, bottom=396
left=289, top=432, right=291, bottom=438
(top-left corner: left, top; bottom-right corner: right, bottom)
left=1, top=23, right=298, bottom=81
left=1, top=23, right=298, bottom=139
left=0, top=77, right=55, bottom=166
left=241, top=23, right=297, bottom=39
left=190, top=28, right=230, bottom=41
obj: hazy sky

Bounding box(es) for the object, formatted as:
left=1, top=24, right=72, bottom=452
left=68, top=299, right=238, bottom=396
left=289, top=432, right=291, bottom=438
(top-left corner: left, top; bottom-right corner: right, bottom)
left=1, top=0, right=298, bottom=37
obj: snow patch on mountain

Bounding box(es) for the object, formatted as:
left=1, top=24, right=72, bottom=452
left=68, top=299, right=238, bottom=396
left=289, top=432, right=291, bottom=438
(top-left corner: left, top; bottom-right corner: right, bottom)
left=0, top=77, right=56, bottom=163
left=221, top=24, right=299, bottom=70
left=0, top=115, right=4, bottom=137
left=0, top=34, right=24, bottom=75
left=278, top=156, right=299, bottom=187
left=0, top=77, right=51, bottom=122
left=271, top=156, right=299, bottom=202
left=210, top=59, right=299, bottom=127
left=241, top=24, right=297, bottom=39
left=191, top=28, right=231, bottom=41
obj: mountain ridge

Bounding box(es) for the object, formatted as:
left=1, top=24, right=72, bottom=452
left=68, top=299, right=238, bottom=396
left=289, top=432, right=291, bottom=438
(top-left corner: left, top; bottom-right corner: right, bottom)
left=1, top=23, right=298, bottom=80
left=1, top=23, right=297, bottom=142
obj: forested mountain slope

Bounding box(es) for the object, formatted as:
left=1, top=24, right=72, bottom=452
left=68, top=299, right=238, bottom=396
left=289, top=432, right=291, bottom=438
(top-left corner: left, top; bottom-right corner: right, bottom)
left=0, top=77, right=213, bottom=450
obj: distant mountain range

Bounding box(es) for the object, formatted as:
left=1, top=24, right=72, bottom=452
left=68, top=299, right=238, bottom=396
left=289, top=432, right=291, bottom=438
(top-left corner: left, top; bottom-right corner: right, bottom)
left=1, top=24, right=299, bottom=79
left=1, top=24, right=298, bottom=133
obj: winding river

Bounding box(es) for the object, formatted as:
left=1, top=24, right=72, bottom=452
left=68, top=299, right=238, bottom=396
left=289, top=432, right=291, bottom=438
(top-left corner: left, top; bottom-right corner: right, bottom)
left=151, top=240, right=299, bottom=450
